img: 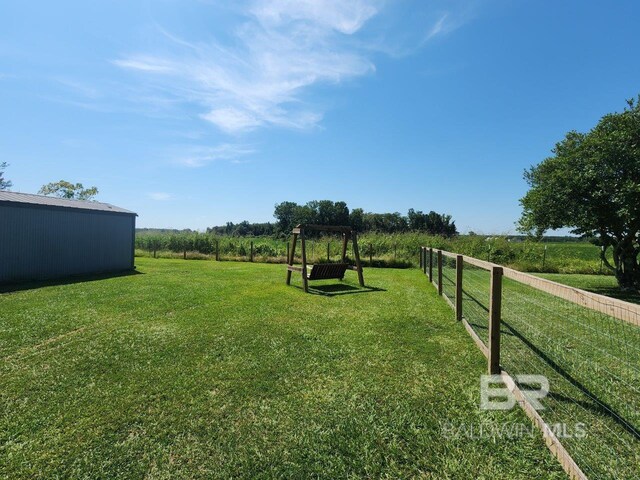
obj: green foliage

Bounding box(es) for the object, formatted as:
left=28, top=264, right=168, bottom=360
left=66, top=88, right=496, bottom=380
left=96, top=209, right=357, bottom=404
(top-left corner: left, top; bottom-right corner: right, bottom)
left=135, top=229, right=610, bottom=274
left=273, top=200, right=352, bottom=234
left=273, top=200, right=457, bottom=236
left=0, top=162, right=12, bottom=190
left=207, top=221, right=276, bottom=237
left=138, top=234, right=166, bottom=258
left=519, top=96, right=640, bottom=289
left=407, top=209, right=457, bottom=236
left=38, top=180, right=99, bottom=200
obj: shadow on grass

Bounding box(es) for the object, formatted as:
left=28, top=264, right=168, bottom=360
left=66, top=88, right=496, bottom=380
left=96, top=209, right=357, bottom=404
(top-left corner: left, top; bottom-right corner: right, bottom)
left=0, top=269, right=143, bottom=294
left=293, top=283, right=386, bottom=297
left=430, top=269, right=639, bottom=438
left=583, top=287, right=640, bottom=304
left=502, top=320, right=640, bottom=441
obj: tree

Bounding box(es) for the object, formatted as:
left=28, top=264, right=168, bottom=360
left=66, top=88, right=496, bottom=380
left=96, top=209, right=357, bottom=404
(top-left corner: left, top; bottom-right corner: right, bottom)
left=272, top=200, right=457, bottom=236
left=39, top=180, right=98, bottom=200
left=518, top=97, right=640, bottom=290
left=349, top=208, right=364, bottom=232
left=0, top=162, right=12, bottom=190
left=274, top=201, right=299, bottom=234
left=274, top=200, right=351, bottom=235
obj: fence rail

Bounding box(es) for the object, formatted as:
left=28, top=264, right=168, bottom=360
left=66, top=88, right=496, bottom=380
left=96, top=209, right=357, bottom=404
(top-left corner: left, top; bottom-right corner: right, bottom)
left=135, top=238, right=416, bottom=268
left=419, top=247, right=639, bottom=480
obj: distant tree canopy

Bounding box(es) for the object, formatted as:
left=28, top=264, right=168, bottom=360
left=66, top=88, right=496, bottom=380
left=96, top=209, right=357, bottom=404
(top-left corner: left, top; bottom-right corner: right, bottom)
left=518, top=96, right=640, bottom=290
left=202, top=201, right=457, bottom=237
left=407, top=209, right=457, bottom=236
left=0, top=162, right=12, bottom=191
left=207, top=221, right=276, bottom=237
left=272, top=200, right=457, bottom=236
left=39, top=180, right=98, bottom=200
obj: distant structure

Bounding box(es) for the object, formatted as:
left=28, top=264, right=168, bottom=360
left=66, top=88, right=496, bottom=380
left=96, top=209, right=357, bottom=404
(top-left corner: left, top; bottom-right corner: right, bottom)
left=0, top=192, right=137, bottom=284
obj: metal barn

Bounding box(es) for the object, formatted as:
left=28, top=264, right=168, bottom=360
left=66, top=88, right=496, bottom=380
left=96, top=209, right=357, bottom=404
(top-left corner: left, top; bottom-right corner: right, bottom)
left=0, top=192, right=136, bottom=283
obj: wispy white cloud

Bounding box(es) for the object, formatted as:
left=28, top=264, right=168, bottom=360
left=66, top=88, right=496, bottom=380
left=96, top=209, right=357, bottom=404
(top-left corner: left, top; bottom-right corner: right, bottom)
left=112, top=1, right=474, bottom=135
left=147, top=192, right=172, bottom=201
left=250, top=0, right=379, bottom=34
left=112, top=58, right=175, bottom=73
left=426, top=14, right=449, bottom=41
left=201, top=108, right=262, bottom=134
left=423, top=12, right=466, bottom=43
left=114, top=0, right=379, bottom=134
left=174, top=143, right=255, bottom=168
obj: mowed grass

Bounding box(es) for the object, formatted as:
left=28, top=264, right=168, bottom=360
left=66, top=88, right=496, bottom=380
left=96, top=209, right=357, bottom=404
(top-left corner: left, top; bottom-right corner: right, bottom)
left=0, top=258, right=566, bottom=479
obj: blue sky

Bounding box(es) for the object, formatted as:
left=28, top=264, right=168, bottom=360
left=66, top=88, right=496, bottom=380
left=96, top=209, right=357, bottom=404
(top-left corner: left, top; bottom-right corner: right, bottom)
left=1, top=1, right=639, bottom=233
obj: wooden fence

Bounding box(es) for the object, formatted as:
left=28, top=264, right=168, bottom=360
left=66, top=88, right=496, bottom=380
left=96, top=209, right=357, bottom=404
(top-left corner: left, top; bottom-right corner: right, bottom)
left=418, top=247, right=640, bottom=480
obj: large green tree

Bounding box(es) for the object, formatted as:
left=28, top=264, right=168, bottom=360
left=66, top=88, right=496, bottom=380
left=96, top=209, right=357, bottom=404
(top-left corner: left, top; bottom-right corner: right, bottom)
left=0, top=162, right=12, bottom=190
left=38, top=180, right=98, bottom=200
left=519, top=97, right=640, bottom=290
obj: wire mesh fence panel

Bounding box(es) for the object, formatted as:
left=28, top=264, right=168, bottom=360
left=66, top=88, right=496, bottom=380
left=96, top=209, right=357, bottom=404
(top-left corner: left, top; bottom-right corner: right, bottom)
left=418, top=248, right=640, bottom=478
left=499, top=276, right=640, bottom=479
left=432, top=253, right=440, bottom=290
left=441, top=254, right=457, bottom=306
left=460, top=260, right=491, bottom=346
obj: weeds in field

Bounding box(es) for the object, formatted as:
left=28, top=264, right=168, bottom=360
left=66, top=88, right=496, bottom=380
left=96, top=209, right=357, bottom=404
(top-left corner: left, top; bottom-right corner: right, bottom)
left=136, top=232, right=612, bottom=275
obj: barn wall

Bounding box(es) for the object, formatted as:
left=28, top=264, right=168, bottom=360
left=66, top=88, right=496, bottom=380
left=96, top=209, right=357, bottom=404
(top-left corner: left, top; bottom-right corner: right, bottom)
left=0, top=204, right=135, bottom=283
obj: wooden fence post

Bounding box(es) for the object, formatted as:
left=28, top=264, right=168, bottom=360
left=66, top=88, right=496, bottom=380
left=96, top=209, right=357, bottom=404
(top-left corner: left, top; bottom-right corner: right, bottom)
left=250, top=241, right=254, bottom=262
left=301, top=231, right=309, bottom=292
left=437, top=250, right=443, bottom=296
left=456, top=254, right=463, bottom=321
left=215, top=240, right=219, bottom=261
left=423, top=247, right=427, bottom=271
left=420, top=247, right=424, bottom=269
left=428, top=248, right=433, bottom=282
left=421, top=248, right=425, bottom=274
left=286, top=242, right=290, bottom=263
left=488, top=266, right=503, bottom=374
left=369, top=243, right=373, bottom=265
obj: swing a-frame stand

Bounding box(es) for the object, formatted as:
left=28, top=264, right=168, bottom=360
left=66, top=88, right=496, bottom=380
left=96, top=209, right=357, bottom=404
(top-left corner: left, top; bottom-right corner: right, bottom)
left=285, top=224, right=365, bottom=293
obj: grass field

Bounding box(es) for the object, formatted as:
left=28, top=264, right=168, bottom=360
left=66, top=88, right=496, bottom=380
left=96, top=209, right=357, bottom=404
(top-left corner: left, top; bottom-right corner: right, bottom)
left=0, top=258, right=566, bottom=479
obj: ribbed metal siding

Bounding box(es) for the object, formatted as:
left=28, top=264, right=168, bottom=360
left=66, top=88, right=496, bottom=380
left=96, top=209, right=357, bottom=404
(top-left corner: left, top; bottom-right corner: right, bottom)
left=0, top=205, right=135, bottom=283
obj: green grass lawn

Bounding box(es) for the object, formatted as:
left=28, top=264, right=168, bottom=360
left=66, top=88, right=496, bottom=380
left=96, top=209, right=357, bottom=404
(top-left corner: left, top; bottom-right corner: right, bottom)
left=0, top=258, right=566, bottom=479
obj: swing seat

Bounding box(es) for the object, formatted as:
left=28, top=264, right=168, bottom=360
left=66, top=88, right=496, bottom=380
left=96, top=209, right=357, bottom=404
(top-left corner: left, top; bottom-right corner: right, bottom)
left=307, top=263, right=349, bottom=281
left=285, top=224, right=364, bottom=293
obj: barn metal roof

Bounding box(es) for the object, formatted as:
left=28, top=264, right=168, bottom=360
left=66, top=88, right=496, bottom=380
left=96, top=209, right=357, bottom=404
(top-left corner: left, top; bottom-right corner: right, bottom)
left=0, top=191, right=136, bottom=215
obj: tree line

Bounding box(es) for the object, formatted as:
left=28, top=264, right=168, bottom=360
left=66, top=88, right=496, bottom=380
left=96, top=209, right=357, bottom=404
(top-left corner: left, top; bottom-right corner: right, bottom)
left=203, top=200, right=458, bottom=237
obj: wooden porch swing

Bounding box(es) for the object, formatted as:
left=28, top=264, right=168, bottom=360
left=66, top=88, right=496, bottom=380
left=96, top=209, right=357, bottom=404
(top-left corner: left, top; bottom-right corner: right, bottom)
left=285, top=224, right=365, bottom=293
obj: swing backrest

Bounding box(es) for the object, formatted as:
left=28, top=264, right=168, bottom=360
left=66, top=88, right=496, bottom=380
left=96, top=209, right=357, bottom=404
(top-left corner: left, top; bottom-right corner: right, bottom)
left=307, top=263, right=348, bottom=280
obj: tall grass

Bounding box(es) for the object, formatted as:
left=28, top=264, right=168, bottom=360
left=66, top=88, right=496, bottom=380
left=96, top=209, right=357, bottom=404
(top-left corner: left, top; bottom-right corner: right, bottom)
left=135, top=231, right=612, bottom=274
